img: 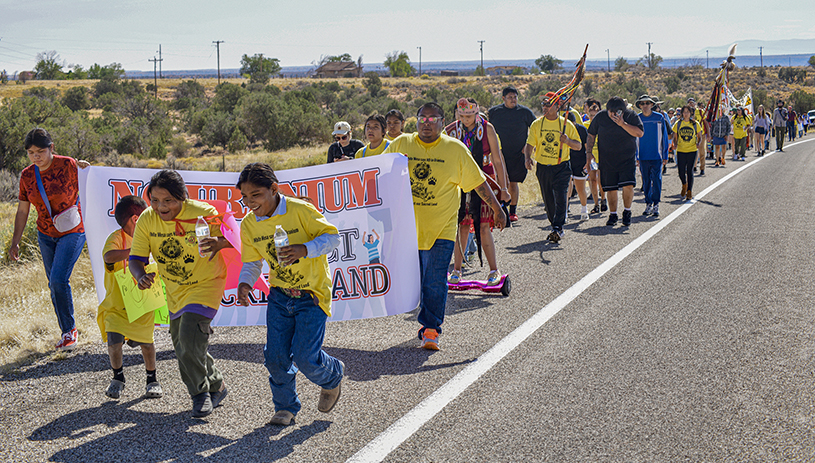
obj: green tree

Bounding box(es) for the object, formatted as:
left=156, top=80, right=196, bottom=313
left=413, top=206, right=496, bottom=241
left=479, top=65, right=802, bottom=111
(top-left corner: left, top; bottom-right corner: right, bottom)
left=809, top=55, right=815, bottom=69
left=66, top=65, right=88, bottom=80
left=327, top=53, right=353, bottom=62
left=384, top=51, right=415, bottom=77
left=535, top=54, right=563, bottom=73
left=212, top=83, right=249, bottom=113
left=240, top=54, right=281, bottom=85
left=363, top=71, right=382, bottom=97
left=664, top=76, right=681, bottom=94
left=637, top=53, right=663, bottom=70
left=0, top=99, right=32, bottom=169
left=790, top=89, right=815, bottom=114
left=614, top=56, right=630, bottom=72
left=34, top=51, right=65, bottom=80
left=88, top=63, right=125, bottom=80
left=173, top=80, right=208, bottom=111
left=474, top=65, right=485, bottom=76
left=0, top=70, right=7, bottom=85
left=62, top=86, right=91, bottom=111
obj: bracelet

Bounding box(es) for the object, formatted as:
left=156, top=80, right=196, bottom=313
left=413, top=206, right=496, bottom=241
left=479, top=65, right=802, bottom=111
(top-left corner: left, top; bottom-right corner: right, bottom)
left=501, top=188, right=508, bottom=192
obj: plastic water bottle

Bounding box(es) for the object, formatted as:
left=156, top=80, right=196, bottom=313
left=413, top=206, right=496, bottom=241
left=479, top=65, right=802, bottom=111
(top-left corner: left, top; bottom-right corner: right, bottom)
left=274, top=224, right=289, bottom=267
left=195, top=216, right=210, bottom=258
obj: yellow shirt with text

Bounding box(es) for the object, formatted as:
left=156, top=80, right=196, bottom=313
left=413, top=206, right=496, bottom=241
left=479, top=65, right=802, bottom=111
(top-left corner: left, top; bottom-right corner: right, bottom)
left=526, top=116, right=580, bottom=165
left=355, top=140, right=390, bottom=158
left=97, top=229, right=155, bottom=343
left=732, top=115, right=751, bottom=138
left=384, top=133, right=486, bottom=250
left=672, top=120, right=703, bottom=152
left=130, top=200, right=227, bottom=314
left=241, top=197, right=338, bottom=316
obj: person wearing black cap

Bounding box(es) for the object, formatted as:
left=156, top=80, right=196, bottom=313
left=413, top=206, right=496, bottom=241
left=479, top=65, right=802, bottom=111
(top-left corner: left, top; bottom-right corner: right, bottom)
left=772, top=100, right=788, bottom=151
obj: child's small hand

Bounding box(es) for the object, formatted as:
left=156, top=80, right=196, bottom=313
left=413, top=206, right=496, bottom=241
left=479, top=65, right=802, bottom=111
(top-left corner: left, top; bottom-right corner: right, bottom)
left=237, top=282, right=253, bottom=306
left=137, top=272, right=156, bottom=290
left=200, top=237, right=232, bottom=261
left=278, top=244, right=307, bottom=266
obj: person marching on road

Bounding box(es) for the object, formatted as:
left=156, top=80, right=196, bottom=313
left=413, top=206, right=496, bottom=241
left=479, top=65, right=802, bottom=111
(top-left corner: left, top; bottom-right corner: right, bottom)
left=634, top=95, right=669, bottom=218
left=672, top=106, right=705, bottom=201
left=524, top=92, right=582, bottom=243
left=772, top=100, right=788, bottom=152
left=384, top=103, right=506, bottom=351
left=488, top=86, right=536, bottom=223
left=586, top=97, right=644, bottom=227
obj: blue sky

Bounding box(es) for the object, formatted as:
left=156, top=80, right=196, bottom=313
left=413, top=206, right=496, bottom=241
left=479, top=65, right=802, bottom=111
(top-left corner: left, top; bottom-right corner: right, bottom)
left=1, top=0, right=814, bottom=73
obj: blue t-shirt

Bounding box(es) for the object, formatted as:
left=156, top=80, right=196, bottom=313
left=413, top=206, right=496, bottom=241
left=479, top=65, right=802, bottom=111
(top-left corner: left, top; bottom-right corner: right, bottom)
left=363, top=240, right=380, bottom=261
left=636, top=112, right=670, bottom=161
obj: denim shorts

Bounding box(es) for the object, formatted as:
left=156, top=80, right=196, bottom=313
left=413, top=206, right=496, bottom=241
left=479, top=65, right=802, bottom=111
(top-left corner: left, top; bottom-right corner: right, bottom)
left=711, top=137, right=727, bottom=146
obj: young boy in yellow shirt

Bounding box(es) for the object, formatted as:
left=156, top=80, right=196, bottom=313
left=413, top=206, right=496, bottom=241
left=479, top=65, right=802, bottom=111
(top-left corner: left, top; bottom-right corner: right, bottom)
left=235, top=162, right=344, bottom=426
left=97, top=195, right=162, bottom=399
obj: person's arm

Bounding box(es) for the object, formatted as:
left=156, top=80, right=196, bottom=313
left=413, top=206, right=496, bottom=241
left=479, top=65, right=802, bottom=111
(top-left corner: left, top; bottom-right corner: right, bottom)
left=237, top=260, right=264, bottom=306
left=373, top=229, right=380, bottom=241
left=104, top=249, right=131, bottom=264
left=128, top=258, right=155, bottom=290
left=473, top=182, right=507, bottom=230
left=523, top=144, right=535, bottom=170
left=198, top=236, right=232, bottom=261
left=486, top=125, right=510, bottom=203
left=584, top=134, right=596, bottom=171
left=327, top=144, right=336, bottom=164
left=559, top=132, right=581, bottom=151
left=610, top=111, right=644, bottom=137
left=77, top=160, right=90, bottom=169
left=9, top=201, right=31, bottom=261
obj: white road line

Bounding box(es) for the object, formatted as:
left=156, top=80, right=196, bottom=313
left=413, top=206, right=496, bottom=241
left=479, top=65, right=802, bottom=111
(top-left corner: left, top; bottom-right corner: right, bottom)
left=347, top=139, right=814, bottom=463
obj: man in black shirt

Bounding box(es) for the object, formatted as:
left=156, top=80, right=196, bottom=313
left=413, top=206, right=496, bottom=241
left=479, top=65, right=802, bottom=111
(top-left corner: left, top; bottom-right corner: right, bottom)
left=586, top=97, right=644, bottom=227
left=327, top=121, right=364, bottom=163
left=488, top=86, right=536, bottom=222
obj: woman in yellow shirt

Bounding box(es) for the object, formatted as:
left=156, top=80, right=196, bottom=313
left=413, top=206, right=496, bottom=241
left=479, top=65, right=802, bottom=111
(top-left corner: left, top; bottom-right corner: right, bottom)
left=671, top=106, right=704, bottom=200
left=129, top=170, right=232, bottom=418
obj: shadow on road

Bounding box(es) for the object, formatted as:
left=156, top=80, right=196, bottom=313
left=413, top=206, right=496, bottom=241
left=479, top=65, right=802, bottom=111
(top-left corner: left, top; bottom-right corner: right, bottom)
left=29, top=397, right=331, bottom=462
left=0, top=349, right=178, bottom=382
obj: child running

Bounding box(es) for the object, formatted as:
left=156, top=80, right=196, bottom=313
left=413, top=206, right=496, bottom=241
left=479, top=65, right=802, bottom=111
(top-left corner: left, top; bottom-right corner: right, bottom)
left=128, top=170, right=231, bottom=418
left=97, top=195, right=162, bottom=400
left=235, top=162, right=344, bottom=427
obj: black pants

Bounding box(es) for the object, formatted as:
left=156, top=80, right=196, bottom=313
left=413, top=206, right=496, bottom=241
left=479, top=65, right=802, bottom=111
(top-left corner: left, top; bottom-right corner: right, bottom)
left=535, top=161, right=571, bottom=232
left=676, top=151, right=696, bottom=192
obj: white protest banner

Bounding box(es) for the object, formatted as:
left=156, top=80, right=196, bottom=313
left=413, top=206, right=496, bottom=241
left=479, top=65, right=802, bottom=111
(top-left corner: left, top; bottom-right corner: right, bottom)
left=79, top=153, right=420, bottom=326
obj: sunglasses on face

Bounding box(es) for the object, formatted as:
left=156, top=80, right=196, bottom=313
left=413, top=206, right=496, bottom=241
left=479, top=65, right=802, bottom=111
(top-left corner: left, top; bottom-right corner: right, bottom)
left=335, top=135, right=348, bottom=141
left=417, top=116, right=442, bottom=124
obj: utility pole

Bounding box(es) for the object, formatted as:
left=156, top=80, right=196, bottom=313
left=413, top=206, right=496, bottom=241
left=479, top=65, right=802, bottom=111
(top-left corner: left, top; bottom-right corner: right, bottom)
left=706, top=50, right=709, bottom=69
left=478, top=40, right=485, bottom=75
left=417, top=46, right=422, bottom=76
left=213, top=40, right=224, bottom=85
left=605, top=49, right=610, bottom=72
left=646, top=42, right=653, bottom=69
left=758, top=46, right=764, bottom=67
left=157, top=44, right=163, bottom=78
left=148, top=56, right=161, bottom=97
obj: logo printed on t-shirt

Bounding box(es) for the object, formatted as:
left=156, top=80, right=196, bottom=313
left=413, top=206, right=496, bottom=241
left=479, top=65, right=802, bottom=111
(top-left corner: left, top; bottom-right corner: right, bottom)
left=679, top=125, right=695, bottom=142
left=156, top=236, right=195, bottom=281
left=411, top=161, right=437, bottom=201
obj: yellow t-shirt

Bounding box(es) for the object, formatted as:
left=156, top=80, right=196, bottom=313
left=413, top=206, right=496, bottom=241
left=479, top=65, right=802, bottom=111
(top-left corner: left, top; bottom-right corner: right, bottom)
left=240, top=196, right=338, bottom=316
left=355, top=140, right=390, bottom=158
left=97, top=229, right=155, bottom=343
left=526, top=116, right=580, bottom=165
left=385, top=133, right=402, bottom=141
left=569, top=108, right=585, bottom=127
left=384, top=133, right=486, bottom=250
left=672, top=120, right=703, bottom=152
left=693, top=108, right=706, bottom=133
left=130, top=200, right=227, bottom=314
left=732, top=115, right=750, bottom=138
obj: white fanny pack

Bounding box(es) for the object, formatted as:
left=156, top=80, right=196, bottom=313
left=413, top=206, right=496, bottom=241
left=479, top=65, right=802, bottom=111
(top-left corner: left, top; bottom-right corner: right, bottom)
left=34, top=165, right=82, bottom=233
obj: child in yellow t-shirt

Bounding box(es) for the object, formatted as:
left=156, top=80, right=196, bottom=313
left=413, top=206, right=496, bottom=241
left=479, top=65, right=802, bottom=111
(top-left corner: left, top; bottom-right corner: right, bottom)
left=128, top=170, right=232, bottom=418
left=235, top=162, right=344, bottom=427
left=98, top=195, right=162, bottom=400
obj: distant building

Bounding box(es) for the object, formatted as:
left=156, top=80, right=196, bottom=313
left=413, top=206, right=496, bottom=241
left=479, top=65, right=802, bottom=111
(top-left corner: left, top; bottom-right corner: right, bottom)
left=313, top=62, right=361, bottom=78
left=486, top=65, right=524, bottom=76
left=440, top=70, right=459, bottom=77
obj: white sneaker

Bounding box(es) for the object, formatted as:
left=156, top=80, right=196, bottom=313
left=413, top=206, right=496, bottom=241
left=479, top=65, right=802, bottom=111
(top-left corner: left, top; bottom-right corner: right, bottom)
left=643, top=204, right=653, bottom=216
left=447, top=271, right=462, bottom=284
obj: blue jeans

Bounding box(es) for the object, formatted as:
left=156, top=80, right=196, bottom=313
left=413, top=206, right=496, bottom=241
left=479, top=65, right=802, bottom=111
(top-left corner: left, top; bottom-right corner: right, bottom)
left=639, top=160, right=663, bottom=205
left=264, top=287, right=344, bottom=415
left=417, top=239, right=455, bottom=336
left=37, top=231, right=86, bottom=334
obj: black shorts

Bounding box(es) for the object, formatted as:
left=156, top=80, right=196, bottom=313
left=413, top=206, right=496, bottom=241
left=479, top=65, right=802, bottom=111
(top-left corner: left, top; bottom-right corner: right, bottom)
left=503, top=150, right=528, bottom=183
left=107, top=331, right=149, bottom=347
left=600, top=162, right=637, bottom=192
left=570, top=157, right=588, bottom=179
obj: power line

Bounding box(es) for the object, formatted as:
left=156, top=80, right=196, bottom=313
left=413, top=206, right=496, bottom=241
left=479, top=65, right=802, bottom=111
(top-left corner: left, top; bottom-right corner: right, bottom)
left=477, top=40, right=485, bottom=74
left=148, top=56, right=162, bottom=97
left=212, top=41, right=224, bottom=85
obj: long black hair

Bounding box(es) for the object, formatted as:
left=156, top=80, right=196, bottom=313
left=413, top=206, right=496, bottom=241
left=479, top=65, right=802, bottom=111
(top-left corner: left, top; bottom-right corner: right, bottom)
left=146, top=170, right=188, bottom=201
left=236, top=162, right=278, bottom=189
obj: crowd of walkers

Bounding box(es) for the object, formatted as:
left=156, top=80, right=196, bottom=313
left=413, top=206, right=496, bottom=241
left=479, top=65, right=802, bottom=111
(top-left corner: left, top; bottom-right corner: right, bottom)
left=12, top=83, right=808, bottom=426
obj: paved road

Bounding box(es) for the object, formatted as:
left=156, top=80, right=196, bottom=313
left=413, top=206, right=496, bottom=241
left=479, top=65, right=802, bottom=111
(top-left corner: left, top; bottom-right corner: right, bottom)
left=2, top=137, right=814, bottom=462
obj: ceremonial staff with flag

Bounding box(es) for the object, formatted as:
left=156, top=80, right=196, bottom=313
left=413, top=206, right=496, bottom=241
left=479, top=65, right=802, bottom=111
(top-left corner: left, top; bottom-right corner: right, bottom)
left=704, top=44, right=738, bottom=129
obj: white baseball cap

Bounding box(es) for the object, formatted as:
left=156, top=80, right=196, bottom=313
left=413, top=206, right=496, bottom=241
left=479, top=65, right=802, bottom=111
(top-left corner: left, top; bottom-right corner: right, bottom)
left=332, top=121, right=351, bottom=135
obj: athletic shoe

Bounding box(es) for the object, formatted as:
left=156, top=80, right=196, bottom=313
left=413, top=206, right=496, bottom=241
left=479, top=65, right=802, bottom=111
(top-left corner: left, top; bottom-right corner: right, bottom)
left=590, top=204, right=600, bottom=214
left=643, top=204, right=653, bottom=216
left=622, top=210, right=632, bottom=226
left=732, top=155, right=738, bottom=161
left=662, top=165, right=667, bottom=174
left=509, top=214, right=519, bottom=222
left=447, top=270, right=462, bottom=284
left=699, top=170, right=705, bottom=176
left=652, top=204, right=660, bottom=217
left=713, top=161, right=720, bottom=167
left=600, top=199, right=608, bottom=212
left=145, top=382, right=163, bottom=399
left=606, top=214, right=618, bottom=226
left=210, top=385, right=228, bottom=409
left=487, top=270, right=501, bottom=286
left=56, top=328, right=78, bottom=351
left=693, top=166, right=697, bottom=173
left=318, top=361, right=343, bottom=412
left=547, top=230, right=561, bottom=243
left=580, top=210, right=589, bottom=221
left=268, top=410, right=295, bottom=426
left=192, top=392, right=213, bottom=417
left=105, top=379, right=125, bottom=399
left=420, top=328, right=440, bottom=351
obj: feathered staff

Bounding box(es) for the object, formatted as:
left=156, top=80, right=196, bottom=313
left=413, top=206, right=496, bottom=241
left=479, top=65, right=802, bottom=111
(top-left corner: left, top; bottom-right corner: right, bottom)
left=547, top=44, right=588, bottom=163
left=704, top=43, right=737, bottom=126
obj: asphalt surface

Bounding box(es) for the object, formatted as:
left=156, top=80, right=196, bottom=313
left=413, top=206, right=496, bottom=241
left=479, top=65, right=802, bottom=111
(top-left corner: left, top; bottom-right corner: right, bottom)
left=2, top=137, right=815, bottom=462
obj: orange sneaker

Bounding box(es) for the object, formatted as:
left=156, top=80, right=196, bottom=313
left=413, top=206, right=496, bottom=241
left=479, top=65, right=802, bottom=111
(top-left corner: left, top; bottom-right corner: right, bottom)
left=56, top=328, right=78, bottom=351
left=420, top=328, right=440, bottom=351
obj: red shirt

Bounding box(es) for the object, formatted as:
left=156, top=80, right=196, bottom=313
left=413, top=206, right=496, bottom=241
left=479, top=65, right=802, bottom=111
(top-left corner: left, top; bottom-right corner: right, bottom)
left=18, top=155, right=84, bottom=237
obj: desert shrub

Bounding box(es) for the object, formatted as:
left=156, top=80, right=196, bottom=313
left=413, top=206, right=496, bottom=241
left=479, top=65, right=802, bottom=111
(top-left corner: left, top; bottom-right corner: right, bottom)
left=170, top=136, right=192, bottom=157
left=61, top=86, right=90, bottom=111
left=0, top=170, right=19, bottom=202
left=664, top=76, right=681, bottom=94
left=790, top=89, right=815, bottom=114
left=173, top=80, right=208, bottom=111
left=0, top=212, right=39, bottom=264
